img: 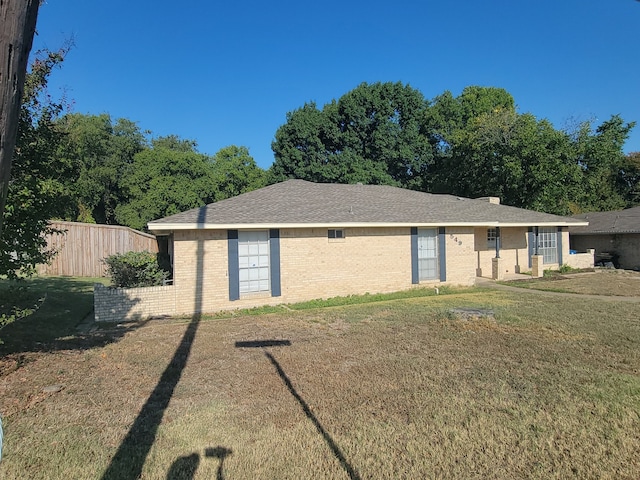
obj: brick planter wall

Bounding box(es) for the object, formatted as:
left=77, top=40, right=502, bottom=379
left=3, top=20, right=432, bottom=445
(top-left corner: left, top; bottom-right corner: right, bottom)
left=94, top=283, right=176, bottom=322
left=566, top=249, right=595, bottom=269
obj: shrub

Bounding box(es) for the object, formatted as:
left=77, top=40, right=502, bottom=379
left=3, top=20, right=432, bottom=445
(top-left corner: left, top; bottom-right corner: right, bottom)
left=103, top=251, right=169, bottom=288
left=558, top=263, right=576, bottom=274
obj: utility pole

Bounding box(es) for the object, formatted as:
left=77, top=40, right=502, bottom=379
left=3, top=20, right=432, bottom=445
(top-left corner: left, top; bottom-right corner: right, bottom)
left=0, top=0, right=40, bottom=238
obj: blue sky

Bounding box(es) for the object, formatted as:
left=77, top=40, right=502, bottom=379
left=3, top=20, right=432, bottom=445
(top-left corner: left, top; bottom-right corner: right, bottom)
left=35, top=0, right=640, bottom=169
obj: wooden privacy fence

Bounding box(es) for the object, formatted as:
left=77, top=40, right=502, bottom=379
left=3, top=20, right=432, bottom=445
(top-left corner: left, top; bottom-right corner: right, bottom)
left=37, top=221, right=159, bottom=277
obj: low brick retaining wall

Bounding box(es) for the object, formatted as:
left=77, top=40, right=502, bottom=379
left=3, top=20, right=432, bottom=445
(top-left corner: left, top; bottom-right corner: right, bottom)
left=94, top=283, right=177, bottom=322
left=566, top=249, right=595, bottom=270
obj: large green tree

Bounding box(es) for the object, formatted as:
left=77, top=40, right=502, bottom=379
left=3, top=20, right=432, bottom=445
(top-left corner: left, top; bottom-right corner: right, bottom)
left=426, top=86, right=516, bottom=184
left=114, top=138, right=218, bottom=230
left=572, top=115, right=636, bottom=212
left=115, top=142, right=268, bottom=230
left=210, top=145, right=266, bottom=200
left=0, top=48, right=73, bottom=277
left=56, top=113, right=146, bottom=223
left=426, top=86, right=635, bottom=214
left=431, top=107, right=582, bottom=214
left=619, top=151, right=640, bottom=206
left=270, top=82, right=432, bottom=187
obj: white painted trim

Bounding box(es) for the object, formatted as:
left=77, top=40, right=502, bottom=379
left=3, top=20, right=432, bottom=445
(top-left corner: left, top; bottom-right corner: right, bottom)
left=148, top=220, right=588, bottom=233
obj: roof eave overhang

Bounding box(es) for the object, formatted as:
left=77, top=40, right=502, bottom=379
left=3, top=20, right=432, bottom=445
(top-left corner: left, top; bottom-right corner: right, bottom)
left=570, top=230, right=640, bottom=235
left=148, top=220, right=588, bottom=234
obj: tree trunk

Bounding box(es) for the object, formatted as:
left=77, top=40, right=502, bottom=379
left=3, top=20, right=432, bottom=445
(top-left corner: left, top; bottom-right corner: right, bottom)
left=0, top=0, right=40, bottom=239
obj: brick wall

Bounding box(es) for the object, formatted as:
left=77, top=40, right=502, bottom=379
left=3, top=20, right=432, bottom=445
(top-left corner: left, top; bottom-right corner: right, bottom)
left=566, top=249, right=595, bottom=269
left=443, top=227, right=478, bottom=285
left=94, top=283, right=176, bottom=322
left=571, top=233, right=640, bottom=270
left=96, top=226, right=576, bottom=319
left=170, top=226, right=479, bottom=315
left=173, top=229, right=229, bottom=315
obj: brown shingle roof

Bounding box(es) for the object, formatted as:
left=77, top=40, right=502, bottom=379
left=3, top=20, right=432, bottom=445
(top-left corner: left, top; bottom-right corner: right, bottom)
left=148, top=180, right=587, bottom=230
left=570, top=206, right=640, bottom=234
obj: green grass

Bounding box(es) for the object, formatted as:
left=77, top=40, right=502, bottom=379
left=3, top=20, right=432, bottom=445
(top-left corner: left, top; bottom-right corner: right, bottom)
left=287, top=285, right=455, bottom=310
left=208, top=285, right=460, bottom=319
left=0, top=276, right=108, bottom=354
left=1, top=284, right=639, bottom=479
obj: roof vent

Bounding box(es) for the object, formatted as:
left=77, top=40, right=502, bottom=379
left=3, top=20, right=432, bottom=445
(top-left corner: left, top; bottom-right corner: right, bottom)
left=477, top=196, right=500, bottom=205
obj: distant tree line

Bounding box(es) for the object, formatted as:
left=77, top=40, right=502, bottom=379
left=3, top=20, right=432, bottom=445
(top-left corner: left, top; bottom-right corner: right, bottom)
left=2, top=60, right=638, bottom=278
left=53, top=116, right=266, bottom=230
left=271, top=82, right=639, bottom=215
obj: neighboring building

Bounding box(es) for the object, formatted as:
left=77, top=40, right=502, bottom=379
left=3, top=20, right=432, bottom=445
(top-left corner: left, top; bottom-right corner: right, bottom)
left=570, top=206, right=640, bottom=270
left=143, top=180, right=588, bottom=316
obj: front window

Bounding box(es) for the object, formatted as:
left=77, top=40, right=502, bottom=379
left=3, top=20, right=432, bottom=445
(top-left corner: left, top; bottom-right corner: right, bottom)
left=418, top=228, right=438, bottom=280
left=538, top=228, right=557, bottom=264
left=487, top=228, right=497, bottom=248
left=238, top=231, right=270, bottom=294
left=328, top=229, right=345, bottom=239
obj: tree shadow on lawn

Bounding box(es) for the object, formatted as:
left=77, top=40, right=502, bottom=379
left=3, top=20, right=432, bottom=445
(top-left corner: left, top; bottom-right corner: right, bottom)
left=0, top=276, right=150, bottom=357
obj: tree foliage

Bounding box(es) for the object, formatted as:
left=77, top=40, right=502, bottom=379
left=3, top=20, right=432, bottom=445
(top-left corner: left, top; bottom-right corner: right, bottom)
left=620, top=151, right=640, bottom=205
left=56, top=113, right=146, bottom=223
left=211, top=145, right=267, bottom=200
left=271, top=83, right=637, bottom=214
left=0, top=48, right=72, bottom=278
left=113, top=141, right=266, bottom=230
left=53, top=115, right=269, bottom=230
left=271, top=82, right=432, bottom=187
left=114, top=140, right=218, bottom=230
left=572, top=115, right=636, bottom=212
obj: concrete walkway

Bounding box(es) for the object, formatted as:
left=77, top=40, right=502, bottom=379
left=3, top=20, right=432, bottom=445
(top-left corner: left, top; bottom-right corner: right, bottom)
left=475, top=276, right=640, bottom=303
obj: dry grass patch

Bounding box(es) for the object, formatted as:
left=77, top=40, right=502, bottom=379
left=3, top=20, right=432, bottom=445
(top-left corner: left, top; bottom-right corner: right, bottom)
left=1, top=290, right=639, bottom=479
left=502, top=269, right=640, bottom=296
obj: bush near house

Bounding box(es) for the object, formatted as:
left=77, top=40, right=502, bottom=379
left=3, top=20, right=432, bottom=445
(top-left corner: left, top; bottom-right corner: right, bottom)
left=103, top=251, right=169, bottom=288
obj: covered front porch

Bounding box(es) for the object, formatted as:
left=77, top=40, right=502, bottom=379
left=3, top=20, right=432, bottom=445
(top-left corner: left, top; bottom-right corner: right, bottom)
left=474, top=226, right=591, bottom=280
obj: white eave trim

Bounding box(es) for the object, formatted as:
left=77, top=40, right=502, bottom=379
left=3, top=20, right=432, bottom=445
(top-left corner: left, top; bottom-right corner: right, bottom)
left=148, top=220, right=588, bottom=233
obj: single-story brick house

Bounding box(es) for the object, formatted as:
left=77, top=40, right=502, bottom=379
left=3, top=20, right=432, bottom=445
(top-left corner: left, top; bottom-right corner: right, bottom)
left=146, top=180, right=588, bottom=315
left=569, top=206, right=640, bottom=270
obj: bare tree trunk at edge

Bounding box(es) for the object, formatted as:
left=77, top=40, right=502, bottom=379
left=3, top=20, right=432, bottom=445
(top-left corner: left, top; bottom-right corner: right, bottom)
left=0, top=0, right=40, bottom=239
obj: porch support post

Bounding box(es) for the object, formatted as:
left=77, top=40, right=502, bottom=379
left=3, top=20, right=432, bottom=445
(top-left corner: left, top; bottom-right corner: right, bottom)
left=531, top=255, right=544, bottom=278
left=491, top=257, right=503, bottom=280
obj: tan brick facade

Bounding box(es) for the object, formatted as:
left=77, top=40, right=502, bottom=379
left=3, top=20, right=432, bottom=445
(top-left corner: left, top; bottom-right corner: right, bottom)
left=168, top=226, right=482, bottom=315
left=571, top=234, right=640, bottom=270
left=94, top=283, right=176, bottom=322
left=566, top=250, right=595, bottom=269
left=96, top=226, right=575, bottom=321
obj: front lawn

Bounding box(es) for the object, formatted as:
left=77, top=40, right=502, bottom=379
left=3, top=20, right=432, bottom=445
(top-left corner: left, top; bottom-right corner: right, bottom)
left=0, top=276, right=112, bottom=378
left=500, top=269, right=640, bottom=296
left=1, top=285, right=638, bottom=479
